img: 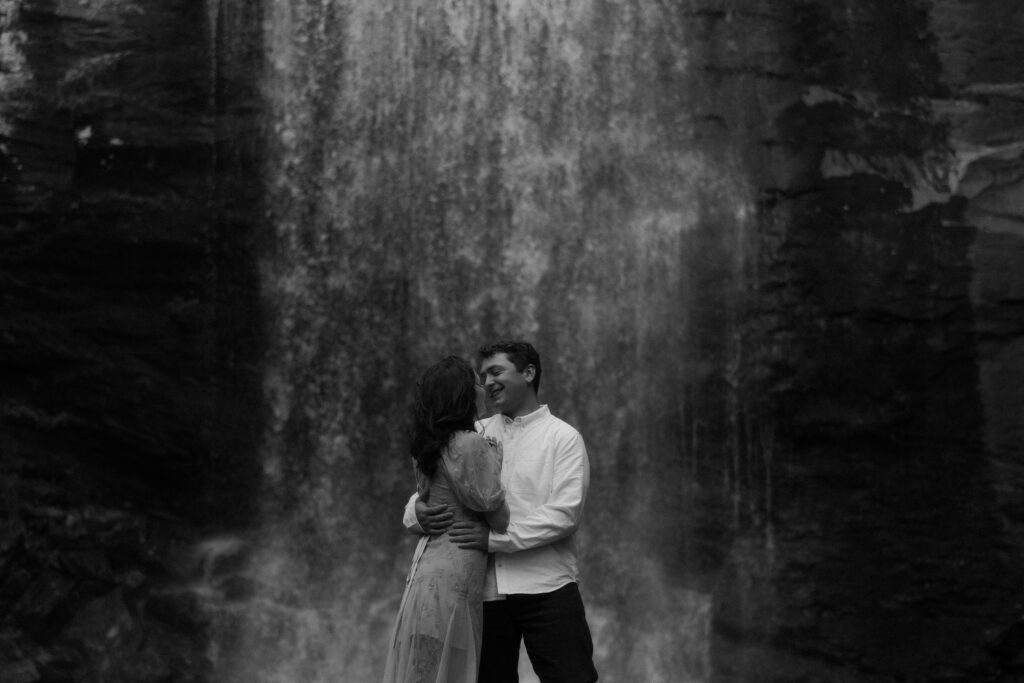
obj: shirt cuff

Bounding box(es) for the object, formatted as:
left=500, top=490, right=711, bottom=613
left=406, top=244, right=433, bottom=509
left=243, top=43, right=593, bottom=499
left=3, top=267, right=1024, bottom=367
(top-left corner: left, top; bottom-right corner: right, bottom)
left=488, top=531, right=512, bottom=553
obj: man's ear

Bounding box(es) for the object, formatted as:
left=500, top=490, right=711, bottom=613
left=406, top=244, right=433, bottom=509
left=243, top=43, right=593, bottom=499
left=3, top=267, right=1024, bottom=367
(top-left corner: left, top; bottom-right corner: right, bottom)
left=523, top=364, right=536, bottom=383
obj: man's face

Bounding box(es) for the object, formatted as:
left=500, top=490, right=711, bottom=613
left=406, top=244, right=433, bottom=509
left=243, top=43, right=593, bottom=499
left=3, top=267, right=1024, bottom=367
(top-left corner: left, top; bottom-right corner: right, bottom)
left=479, top=352, right=534, bottom=417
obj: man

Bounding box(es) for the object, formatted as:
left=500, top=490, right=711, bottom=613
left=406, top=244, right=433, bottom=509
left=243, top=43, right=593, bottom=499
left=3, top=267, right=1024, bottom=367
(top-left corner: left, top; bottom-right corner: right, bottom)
left=403, top=340, right=598, bottom=683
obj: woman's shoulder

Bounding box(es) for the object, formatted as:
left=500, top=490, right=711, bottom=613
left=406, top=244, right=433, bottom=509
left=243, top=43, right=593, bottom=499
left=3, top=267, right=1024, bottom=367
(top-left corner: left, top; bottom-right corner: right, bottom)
left=448, top=430, right=501, bottom=464
left=449, top=430, right=486, bottom=454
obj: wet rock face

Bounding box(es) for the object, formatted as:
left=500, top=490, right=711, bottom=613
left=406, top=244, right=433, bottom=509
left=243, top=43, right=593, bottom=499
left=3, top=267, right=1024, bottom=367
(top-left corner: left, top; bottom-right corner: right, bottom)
left=1, top=0, right=261, bottom=680
left=704, top=3, right=1024, bottom=682
left=4, top=0, right=1024, bottom=682
left=707, top=4, right=1024, bottom=682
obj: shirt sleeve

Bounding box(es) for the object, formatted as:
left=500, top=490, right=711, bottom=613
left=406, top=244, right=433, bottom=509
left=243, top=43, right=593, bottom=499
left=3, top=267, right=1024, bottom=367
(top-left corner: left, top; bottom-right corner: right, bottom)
left=403, top=493, right=423, bottom=533
left=446, top=432, right=506, bottom=513
left=488, top=428, right=589, bottom=553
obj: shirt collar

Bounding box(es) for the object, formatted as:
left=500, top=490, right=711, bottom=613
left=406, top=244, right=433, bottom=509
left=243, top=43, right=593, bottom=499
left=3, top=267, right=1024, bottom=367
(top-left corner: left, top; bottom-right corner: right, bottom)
left=502, top=404, right=550, bottom=428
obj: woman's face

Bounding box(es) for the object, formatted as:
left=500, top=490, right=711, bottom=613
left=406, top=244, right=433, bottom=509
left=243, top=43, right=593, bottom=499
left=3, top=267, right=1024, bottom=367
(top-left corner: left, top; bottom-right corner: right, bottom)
left=474, top=373, right=488, bottom=418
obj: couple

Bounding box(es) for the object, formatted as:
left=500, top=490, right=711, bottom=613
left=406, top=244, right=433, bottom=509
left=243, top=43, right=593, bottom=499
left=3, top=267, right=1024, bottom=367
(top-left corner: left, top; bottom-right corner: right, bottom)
left=382, top=341, right=599, bottom=683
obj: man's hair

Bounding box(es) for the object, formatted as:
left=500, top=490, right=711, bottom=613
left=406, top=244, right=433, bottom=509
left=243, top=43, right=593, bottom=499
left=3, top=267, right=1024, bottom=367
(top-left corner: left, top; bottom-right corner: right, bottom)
left=477, top=340, right=542, bottom=394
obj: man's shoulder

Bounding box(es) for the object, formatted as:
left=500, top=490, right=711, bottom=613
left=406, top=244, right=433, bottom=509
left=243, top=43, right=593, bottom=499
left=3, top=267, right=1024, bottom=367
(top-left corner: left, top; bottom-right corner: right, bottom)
left=537, top=410, right=583, bottom=440
left=478, top=414, right=502, bottom=429
left=477, top=415, right=503, bottom=437
left=479, top=408, right=583, bottom=439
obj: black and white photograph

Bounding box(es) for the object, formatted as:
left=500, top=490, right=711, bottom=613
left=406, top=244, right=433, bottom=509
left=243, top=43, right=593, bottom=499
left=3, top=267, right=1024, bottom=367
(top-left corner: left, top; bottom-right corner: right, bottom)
left=2, top=1, right=1023, bottom=682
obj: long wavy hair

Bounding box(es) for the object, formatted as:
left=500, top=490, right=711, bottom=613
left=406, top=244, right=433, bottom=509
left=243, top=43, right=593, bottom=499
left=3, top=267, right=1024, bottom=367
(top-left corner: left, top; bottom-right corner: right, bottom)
left=409, top=355, right=479, bottom=478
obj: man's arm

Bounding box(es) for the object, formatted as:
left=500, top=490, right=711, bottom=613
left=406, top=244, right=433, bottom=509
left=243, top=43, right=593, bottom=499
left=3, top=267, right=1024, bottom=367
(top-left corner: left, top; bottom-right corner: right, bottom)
left=450, top=429, right=589, bottom=553
left=402, top=493, right=422, bottom=533
left=404, top=492, right=454, bottom=535
left=489, top=429, right=588, bottom=552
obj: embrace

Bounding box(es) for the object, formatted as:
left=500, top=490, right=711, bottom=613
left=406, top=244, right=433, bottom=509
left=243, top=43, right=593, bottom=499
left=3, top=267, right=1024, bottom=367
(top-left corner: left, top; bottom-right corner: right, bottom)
left=382, top=340, right=599, bottom=683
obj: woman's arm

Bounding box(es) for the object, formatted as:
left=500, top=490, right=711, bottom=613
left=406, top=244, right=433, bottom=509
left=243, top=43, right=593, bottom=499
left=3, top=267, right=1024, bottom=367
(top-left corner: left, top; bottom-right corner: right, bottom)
left=448, top=432, right=506, bottom=509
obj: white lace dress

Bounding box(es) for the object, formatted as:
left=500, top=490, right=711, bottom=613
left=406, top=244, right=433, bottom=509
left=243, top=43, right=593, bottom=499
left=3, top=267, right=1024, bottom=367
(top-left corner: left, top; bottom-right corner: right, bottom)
left=382, top=431, right=505, bottom=683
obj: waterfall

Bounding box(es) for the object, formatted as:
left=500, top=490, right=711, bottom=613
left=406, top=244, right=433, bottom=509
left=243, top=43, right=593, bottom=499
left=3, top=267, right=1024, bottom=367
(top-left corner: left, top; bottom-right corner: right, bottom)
left=5, top=0, right=1024, bottom=681
left=198, top=1, right=761, bottom=681
left=197, top=2, right=1024, bottom=681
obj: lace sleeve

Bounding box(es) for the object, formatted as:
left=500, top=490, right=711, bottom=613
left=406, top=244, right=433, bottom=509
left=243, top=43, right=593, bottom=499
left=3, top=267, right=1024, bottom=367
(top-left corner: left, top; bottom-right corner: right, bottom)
left=446, top=432, right=505, bottom=513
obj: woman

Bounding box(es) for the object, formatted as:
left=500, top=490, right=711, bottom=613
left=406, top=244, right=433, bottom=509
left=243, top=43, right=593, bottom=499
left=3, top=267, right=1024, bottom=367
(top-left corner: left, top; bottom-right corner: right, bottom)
left=382, top=356, right=509, bottom=683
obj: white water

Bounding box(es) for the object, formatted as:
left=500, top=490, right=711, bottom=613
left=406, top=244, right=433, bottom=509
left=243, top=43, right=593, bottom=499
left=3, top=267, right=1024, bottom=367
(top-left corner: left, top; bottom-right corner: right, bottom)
left=202, top=0, right=760, bottom=680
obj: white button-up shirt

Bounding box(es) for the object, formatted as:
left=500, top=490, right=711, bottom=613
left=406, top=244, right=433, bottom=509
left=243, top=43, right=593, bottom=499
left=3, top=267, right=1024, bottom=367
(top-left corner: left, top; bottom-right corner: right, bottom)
left=404, top=405, right=590, bottom=599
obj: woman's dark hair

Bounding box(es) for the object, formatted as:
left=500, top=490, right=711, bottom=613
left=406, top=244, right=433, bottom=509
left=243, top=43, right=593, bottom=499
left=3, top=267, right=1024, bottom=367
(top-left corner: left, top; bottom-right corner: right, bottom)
left=410, top=355, right=479, bottom=478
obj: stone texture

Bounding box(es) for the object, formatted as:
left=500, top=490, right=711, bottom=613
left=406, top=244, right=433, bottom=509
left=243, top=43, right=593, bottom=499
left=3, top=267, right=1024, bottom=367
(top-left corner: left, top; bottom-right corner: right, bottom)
left=4, top=1, right=1024, bottom=682
left=0, top=0, right=261, bottom=680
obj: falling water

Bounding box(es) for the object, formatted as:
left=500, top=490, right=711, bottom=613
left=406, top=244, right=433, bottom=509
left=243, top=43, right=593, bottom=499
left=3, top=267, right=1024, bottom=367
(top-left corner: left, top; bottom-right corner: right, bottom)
left=196, top=1, right=764, bottom=681
left=194, top=2, right=1024, bottom=682
left=4, top=0, right=1024, bottom=681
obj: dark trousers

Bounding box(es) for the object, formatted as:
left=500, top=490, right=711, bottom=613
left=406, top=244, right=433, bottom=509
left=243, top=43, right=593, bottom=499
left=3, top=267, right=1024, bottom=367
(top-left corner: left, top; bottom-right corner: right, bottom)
left=478, top=582, right=598, bottom=683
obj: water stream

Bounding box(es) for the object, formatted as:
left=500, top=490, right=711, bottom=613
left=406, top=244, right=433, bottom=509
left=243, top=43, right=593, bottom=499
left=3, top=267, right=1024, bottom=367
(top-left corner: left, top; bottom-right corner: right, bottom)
left=196, top=2, right=1024, bottom=682
left=198, top=2, right=763, bottom=681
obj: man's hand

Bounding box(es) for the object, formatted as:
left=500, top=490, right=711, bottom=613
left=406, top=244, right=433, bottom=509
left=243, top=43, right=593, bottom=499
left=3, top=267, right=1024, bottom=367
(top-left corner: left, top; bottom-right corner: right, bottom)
left=415, top=498, right=453, bottom=535
left=448, top=520, right=490, bottom=551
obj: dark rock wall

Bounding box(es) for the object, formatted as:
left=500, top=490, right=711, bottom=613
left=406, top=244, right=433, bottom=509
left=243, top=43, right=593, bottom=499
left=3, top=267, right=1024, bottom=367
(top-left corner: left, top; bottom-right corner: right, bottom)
left=709, top=3, right=1024, bottom=681
left=0, top=0, right=261, bottom=681
left=935, top=0, right=1024, bottom=581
